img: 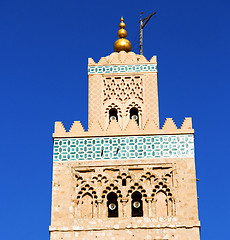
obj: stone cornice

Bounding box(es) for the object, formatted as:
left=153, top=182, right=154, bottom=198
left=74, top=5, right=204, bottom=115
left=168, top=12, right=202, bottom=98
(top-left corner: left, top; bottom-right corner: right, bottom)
left=49, top=220, right=200, bottom=232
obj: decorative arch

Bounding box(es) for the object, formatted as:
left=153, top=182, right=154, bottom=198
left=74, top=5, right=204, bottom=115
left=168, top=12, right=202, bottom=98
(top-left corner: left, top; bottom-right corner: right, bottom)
left=76, top=183, right=98, bottom=200
left=117, top=172, right=132, bottom=186
left=151, top=178, right=173, bottom=199
left=81, top=193, right=93, bottom=218
left=91, top=173, right=108, bottom=185
left=140, top=171, right=156, bottom=183
left=152, top=178, right=174, bottom=217
left=126, top=182, right=147, bottom=198
left=104, top=102, right=123, bottom=129
left=125, top=101, right=142, bottom=117
left=101, top=183, right=123, bottom=199
left=105, top=103, right=122, bottom=118
left=155, top=191, right=168, bottom=217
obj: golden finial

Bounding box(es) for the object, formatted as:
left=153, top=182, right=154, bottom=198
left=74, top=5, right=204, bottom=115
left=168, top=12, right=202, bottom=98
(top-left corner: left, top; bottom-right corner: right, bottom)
left=114, top=17, right=132, bottom=53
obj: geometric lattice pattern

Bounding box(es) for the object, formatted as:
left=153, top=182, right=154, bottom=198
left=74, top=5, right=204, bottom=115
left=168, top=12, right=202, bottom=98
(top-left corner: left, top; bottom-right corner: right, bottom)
left=103, top=75, right=143, bottom=103
left=53, top=134, right=194, bottom=162
left=88, top=64, right=157, bottom=74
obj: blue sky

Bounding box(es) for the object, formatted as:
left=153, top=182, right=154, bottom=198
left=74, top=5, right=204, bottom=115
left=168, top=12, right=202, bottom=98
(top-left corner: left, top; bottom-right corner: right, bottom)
left=0, top=0, right=229, bottom=239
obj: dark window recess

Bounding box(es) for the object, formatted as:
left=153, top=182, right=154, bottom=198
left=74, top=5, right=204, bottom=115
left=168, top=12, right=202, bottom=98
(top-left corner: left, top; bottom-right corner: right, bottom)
left=122, top=179, right=126, bottom=186
left=107, top=192, right=118, bottom=218
left=109, top=108, right=118, bottom=121
left=130, top=107, right=139, bottom=125
left=131, top=191, right=143, bottom=217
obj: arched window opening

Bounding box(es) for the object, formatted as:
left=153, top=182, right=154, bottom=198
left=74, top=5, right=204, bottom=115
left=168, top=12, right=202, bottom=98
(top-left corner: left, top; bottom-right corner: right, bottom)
left=107, top=192, right=118, bottom=218
left=109, top=108, right=118, bottom=122
left=130, top=107, right=139, bottom=125
left=131, top=191, right=143, bottom=217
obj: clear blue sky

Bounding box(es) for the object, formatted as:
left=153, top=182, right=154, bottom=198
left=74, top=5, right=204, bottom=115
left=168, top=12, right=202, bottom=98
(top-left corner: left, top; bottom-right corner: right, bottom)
left=0, top=0, right=229, bottom=239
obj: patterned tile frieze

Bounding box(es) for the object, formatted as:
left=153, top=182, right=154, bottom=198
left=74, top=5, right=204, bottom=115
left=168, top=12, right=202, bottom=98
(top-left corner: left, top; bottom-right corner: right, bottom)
left=88, top=64, right=157, bottom=75
left=53, top=134, right=194, bottom=162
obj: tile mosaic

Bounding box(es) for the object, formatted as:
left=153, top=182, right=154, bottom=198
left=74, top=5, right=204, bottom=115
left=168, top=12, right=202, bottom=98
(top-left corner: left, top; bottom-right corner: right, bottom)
left=53, top=134, right=194, bottom=162
left=88, top=64, right=157, bottom=74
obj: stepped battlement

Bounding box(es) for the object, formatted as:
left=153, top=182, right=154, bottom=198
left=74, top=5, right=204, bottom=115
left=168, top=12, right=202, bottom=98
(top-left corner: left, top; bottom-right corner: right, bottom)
left=53, top=117, right=193, bottom=138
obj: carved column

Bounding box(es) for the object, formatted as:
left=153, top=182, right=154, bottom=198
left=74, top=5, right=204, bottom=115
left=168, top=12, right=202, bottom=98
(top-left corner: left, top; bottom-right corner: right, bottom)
left=93, top=200, right=97, bottom=218
left=75, top=200, right=80, bottom=218
left=167, top=198, right=173, bottom=216
left=143, top=198, right=148, bottom=217
left=151, top=199, right=157, bottom=217
left=124, top=198, right=131, bottom=217
left=101, top=200, right=107, bottom=218
left=120, top=198, right=129, bottom=217
left=96, top=199, right=103, bottom=218
left=146, top=198, right=153, bottom=217
left=173, top=198, right=176, bottom=216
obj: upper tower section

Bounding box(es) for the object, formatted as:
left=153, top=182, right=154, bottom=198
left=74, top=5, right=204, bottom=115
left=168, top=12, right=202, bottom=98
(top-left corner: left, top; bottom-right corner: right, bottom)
left=88, top=18, right=159, bottom=131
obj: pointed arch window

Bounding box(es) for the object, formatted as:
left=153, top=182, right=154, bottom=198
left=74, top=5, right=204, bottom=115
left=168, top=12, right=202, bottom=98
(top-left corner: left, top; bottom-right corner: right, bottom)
left=109, top=108, right=118, bottom=121
left=130, top=107, right=139, bottom=125
left=107, top=192, right=118, bottom=218
left=131, top=191, right=143, bottom=217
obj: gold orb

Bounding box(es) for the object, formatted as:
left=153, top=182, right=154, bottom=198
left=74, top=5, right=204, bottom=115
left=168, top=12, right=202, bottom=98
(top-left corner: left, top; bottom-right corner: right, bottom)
left=113, top=17, right=132, bottom=53
left=119, top=22, right=126, bottom=29
left=114, top=38, right=132, bottom=52
left=118, top=29, right=127, bottom=38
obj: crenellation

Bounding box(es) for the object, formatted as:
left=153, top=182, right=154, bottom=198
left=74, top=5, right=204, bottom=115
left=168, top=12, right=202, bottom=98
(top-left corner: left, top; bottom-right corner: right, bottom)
left=54, top=122, right=66, bottom=134
left=180, top=117, right=192, bottom=130
left=162, top=118, right=178, bottom=131
left=69, top=121, right=85, bottom=134
left=88, top=51, right=157, bottom=66
left=53, top=117, right=194, bottom=138
left=149, top=55, right=157, bottom=63
left=88, top=57, right=96, bottom=65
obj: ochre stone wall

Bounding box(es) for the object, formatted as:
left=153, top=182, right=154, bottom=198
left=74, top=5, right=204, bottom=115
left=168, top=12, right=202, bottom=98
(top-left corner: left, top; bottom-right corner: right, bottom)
left=50, top=158, right=200, bottom=240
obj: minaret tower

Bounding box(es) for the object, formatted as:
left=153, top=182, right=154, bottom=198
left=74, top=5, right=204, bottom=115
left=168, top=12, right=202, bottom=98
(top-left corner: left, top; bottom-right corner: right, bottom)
left=50, top=18, right=200, bottom=240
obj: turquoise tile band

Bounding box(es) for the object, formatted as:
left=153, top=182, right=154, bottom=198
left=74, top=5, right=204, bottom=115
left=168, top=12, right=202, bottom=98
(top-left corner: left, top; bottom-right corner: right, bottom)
left=88, top=64, right=157, bottom=74
left=53, top=134, right=194, bottom=162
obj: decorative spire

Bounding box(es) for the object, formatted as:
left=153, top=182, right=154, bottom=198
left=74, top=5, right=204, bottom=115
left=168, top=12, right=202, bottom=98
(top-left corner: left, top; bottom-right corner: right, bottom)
left=114, top=17, right=132, bottom=53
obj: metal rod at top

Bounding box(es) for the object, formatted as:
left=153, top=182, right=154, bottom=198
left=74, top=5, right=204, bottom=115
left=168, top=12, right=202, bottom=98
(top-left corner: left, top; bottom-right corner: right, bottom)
left=139, top=12, right=156, bottom=55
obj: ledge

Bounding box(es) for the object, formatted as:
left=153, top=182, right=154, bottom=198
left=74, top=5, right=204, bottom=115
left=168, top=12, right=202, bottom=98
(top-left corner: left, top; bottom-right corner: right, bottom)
left=49, top=219, right=200, bottom=232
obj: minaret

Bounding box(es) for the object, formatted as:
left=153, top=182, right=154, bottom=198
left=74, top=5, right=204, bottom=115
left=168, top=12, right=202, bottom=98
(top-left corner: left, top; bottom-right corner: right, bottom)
left=50, top=18, right=200, bottom=240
